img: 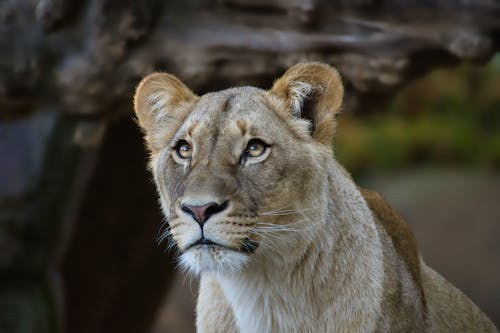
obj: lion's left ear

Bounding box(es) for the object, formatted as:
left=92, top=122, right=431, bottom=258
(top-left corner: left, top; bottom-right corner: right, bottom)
left=134, top=72, right=198, bottom=153
left=270, top=62, right=344, bottom=146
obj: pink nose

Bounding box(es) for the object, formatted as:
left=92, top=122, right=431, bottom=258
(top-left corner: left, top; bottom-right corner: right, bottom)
left=181, top=201, right=229, bottom=226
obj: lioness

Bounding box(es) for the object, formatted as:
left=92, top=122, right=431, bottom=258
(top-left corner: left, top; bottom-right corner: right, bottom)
left=134, top=63, right=497, bottom=332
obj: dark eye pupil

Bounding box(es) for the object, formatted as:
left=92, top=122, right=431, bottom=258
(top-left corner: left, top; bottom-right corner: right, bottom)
left=175, top=140, right=192, bottom=159
left=244, top=139, right=269, bottom=159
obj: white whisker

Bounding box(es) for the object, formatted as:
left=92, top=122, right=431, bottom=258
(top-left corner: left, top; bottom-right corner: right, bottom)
left=259, top=206, right=320, bottom=216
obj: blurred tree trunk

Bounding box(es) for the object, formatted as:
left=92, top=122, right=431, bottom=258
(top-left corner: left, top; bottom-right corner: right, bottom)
left=1, top=0, right=499, bottom=119
left=61, top=117, right=176, bottom=333
left=0, top=0, right=499, bottom=332
left=0, top=112, right=101, bottom=333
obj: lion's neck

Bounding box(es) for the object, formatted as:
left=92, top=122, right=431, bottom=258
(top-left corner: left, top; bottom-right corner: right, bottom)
left=216, top=160, right=384, bottom=332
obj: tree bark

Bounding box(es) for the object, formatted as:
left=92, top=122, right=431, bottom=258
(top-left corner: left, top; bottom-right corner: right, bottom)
left=1, top=0, right=499, bottom=118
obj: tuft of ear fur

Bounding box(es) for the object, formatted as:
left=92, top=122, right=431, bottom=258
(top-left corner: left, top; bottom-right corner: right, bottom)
left=134, top=73, right=198, bottom=153
left=270, top=62, right=344, bottom=146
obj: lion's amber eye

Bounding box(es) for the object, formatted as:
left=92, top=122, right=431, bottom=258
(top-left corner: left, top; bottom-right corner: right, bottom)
left=245, top=139, right=267, bottom=158
left=175, top=140, right=192, bottom=159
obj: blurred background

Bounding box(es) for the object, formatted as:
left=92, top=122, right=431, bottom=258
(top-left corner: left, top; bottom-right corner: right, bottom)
left=0, top=1, right=499, bottom=332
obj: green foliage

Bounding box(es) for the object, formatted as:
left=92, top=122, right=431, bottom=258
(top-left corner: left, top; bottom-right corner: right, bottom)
left=335, top=54, right=500, bottom=176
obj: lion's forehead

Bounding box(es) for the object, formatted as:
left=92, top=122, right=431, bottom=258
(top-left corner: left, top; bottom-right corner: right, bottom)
left=192, top=87, right=263, bottom=117
left=182, top=87, right=283, bottom=141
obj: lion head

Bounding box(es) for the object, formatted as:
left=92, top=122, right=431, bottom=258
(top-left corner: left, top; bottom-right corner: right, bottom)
left=134, top=63, right=344, bottom=275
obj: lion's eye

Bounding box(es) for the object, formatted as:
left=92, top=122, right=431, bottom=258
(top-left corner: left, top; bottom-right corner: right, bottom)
left=175, top=140, right=192, bottom=159
left=245, top=139, right=268, bottom=158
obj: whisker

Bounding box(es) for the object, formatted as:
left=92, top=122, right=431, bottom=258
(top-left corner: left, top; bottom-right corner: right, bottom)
left=259, top=206, right=321, bottom=217
left=253, top=236, right=282, bottom=254
left=255, top=219, right=312, bottom=231
left=255, top=225, right=308, bottom=232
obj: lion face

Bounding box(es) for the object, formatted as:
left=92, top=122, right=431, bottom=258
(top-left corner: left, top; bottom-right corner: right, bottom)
left=134, top=63, right=343, bottom=275
left=150, top=88, right=322, bottom=274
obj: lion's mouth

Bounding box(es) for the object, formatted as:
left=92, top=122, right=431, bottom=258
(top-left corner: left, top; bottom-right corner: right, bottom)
left=185, top=237, right=258, bottom=254
left=194, top=238, right=217, bottom=246
left=186, top=237, right=233, bottom=251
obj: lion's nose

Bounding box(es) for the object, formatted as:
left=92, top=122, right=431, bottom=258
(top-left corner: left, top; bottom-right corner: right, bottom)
left=180, top=201, right=229, bottom=226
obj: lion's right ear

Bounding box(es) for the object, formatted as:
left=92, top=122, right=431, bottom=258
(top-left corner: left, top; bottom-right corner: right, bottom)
left=270, top=62, right=344, bottom=146
left=133, top=73, right=198, bottom=153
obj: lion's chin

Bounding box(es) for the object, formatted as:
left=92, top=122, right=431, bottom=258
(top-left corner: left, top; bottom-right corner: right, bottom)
left=178, top=245, right=249, bottom=275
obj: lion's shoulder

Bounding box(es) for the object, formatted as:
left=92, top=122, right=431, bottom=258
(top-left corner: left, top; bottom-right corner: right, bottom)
left=359, top=188, right=424, bottom=298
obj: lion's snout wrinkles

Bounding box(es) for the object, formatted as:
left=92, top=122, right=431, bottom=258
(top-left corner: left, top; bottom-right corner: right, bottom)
left=180, top=163, right=239, bottom=201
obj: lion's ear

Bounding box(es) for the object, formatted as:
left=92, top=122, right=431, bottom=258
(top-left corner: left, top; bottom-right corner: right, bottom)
left=134, top=73, right=198, bottom=153
left=270, top=62, right=344, bottom=146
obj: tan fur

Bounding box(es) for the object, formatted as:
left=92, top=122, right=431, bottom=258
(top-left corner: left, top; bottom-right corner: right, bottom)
left=361, top=188, right=425, bottom=304
left=270, top=63, right=344, bottom=146
left=134, top=72, right=198, bottom=153
left=134, top=63, right=498, bottom=332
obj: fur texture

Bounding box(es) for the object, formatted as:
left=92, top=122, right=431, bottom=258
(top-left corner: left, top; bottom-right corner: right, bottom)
left=134, top=62, right=498, bottom=332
